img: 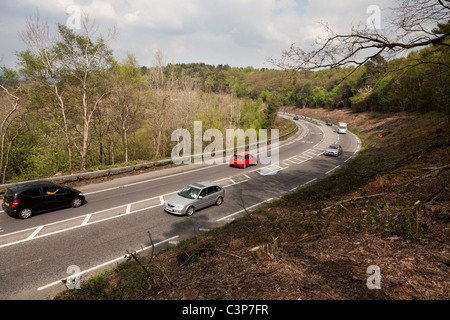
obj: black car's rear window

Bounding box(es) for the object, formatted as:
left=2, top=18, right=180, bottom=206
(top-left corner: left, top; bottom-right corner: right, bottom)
left=4, top=189, right=15, bottom=198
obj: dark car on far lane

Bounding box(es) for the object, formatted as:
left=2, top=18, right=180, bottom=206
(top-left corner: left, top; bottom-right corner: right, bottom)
left=2, top=181, right=85, bottom=219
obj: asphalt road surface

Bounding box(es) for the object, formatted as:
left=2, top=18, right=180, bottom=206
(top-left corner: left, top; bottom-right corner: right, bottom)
left=0, top=115, right=361, bottom=299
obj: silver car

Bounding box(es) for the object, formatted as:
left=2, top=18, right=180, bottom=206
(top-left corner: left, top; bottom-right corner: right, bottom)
left=324, top=144, right=343, bottom=157
left=164, top=181, right=224, bottom=216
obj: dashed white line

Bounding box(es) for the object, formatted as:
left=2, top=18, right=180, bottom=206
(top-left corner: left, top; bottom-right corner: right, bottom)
left=326, top=166, right=341, bottom=175
left=216, top=198, right=273, bottom=222
left=37, top=235, right=180, bottom=292
left=290, top=178, right=318, bottom=191
left=304, top=178, right=318, bottom=185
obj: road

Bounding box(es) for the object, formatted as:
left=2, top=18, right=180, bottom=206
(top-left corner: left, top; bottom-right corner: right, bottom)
left=0, top=116, right=361, bottom=299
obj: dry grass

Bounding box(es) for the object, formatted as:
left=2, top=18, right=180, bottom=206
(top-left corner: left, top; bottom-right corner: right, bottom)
left=55, top=108, right=449, bottom=300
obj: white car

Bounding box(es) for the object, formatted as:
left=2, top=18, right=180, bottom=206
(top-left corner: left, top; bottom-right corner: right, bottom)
left=324, top=144, right=343, bottom=157
left=164, top=181, right=224, bottom=216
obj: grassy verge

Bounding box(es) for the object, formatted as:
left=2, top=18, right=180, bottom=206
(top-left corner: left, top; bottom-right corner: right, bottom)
left=55, top=109, right=449, bottom=300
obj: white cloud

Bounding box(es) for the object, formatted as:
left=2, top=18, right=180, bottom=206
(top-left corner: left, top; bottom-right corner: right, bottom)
left=0, top=0, right=400, bottom=69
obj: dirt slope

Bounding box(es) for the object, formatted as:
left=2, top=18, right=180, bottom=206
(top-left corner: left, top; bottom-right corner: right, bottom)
left=56, top=107, right=449, bottom=300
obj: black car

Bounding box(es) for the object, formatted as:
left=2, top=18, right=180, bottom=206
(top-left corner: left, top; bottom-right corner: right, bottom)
left=2, top=181, right=85, bottom=219
left=293, top=116, right=299, bottom=120
left=326, top=120, right=333, bottom=126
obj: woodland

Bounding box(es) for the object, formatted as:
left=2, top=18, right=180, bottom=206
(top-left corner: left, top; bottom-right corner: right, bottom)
left=0, top=10, right=448, bottom=184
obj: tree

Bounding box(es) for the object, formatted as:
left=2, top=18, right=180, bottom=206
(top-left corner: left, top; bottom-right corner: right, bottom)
left=271, top=0, right=449, bottom=73
left=18, top=13, right=74, bottom=171
left=109, top=54, right=144, bottom=163
left=0, top=68, right=27, bottom=183
left=19, top=12, right=115, bottom=170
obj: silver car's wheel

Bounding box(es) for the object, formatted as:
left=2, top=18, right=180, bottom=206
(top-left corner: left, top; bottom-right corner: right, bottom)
left=216, top=197, right=223, bottom=206
left=18, top=208, right=33, bottom=219
left=71, top=197, right=83, bottom=208
left=186, top=206, right=195, bottom=216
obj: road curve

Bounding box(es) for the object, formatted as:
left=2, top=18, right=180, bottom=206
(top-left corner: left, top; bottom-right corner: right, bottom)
left=0, top=115, right=361, bottom=299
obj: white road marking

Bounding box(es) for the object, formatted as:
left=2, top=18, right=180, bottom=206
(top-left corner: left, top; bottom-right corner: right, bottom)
left=1, top=119, right=357, bottom=251
left=326, top=165, right=341, bottom=175
left=216, top=198, right=273, bottom=222
left=26, top=226, right=43, bottom=240
left=81, top=214, right=91, bottom=226
left=37, top=235, right=180, bottom=292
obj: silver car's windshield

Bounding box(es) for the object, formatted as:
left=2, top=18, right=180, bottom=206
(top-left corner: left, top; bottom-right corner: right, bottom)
left=178, top=186, right=201, bottom=199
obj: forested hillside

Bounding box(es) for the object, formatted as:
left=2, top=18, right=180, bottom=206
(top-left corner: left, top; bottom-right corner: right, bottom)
left=0, top=17, right=448, bottom=185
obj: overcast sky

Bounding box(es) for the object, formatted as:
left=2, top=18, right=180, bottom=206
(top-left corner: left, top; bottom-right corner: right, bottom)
left=0, top=0, right=396, bottom=70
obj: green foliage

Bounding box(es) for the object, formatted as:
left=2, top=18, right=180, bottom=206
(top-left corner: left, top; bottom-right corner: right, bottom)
left=2, top=18, right=448, bottom=184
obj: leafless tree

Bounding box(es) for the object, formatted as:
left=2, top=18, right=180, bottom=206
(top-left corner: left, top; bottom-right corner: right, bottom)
left=0, top=79, right=27, bottom=183
left=19, top=11, right=116, bottom=170
left=19, top=12, right=74, bottom=170
left=270, top=0, right=450, bottom=72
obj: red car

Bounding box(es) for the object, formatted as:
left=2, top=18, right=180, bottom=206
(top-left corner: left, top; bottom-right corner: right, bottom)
left=229, top=153, right=258, bottom=168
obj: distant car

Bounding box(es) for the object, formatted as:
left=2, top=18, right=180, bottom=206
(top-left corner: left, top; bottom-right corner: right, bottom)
left=338, top=122, right=348, bottom=134
left=164, top=181, right=224, bottom=216
left=230, top=153, right=258, bottom=168
left=324, top=144, right=343, bottom=157
left=326, top=120, right=333, bottom=126
left=2, top=181, right=85, bottom=219
left=293, top=116, right=299, bottom=120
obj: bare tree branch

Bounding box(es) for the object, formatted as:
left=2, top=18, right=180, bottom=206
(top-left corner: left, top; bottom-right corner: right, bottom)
left=270, top=0, right=450, bottom=71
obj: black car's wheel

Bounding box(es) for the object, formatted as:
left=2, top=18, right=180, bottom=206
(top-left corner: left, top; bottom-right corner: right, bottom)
left=71, top=197, right=83, bottom=208
left=215, top=197, right=223, bottom=206
left=18, top=208, right=33, bottom=219
left=186, top=206, right=195, bottom=216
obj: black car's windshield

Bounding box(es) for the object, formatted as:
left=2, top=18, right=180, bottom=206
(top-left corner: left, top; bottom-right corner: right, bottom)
left=178, top=186, right=201, bottom=199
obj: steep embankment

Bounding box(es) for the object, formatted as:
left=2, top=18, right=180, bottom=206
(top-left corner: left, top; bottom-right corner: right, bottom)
left=56, top=108, right=449, bottom=300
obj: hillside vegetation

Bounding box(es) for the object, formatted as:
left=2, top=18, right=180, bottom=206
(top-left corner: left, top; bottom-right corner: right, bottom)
left=55, top=108, right=449, bottom=300
left=1, top=11, right=448, bottom=301
left=1, top=22, right=448, bottom=184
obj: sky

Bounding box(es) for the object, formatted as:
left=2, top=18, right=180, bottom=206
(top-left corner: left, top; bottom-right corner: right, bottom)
left=0, top=0, right=396, bottom=70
